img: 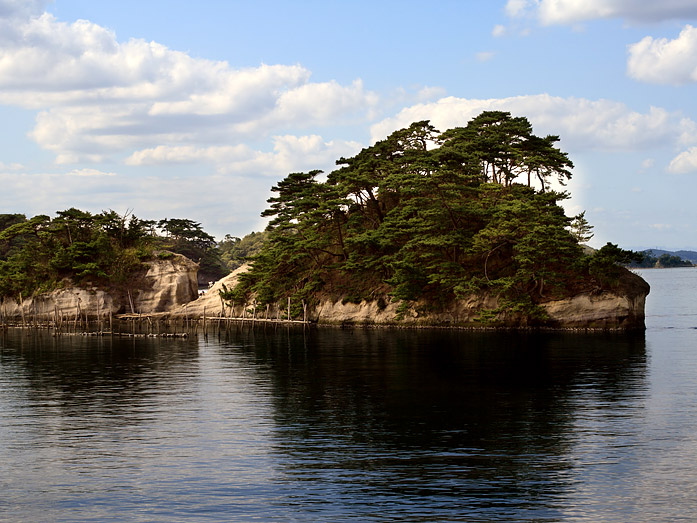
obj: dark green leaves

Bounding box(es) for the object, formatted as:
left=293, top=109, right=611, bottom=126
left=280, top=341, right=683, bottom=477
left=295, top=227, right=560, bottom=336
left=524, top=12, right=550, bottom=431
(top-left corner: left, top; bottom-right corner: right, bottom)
left=236, top=111, right=603, bottom=316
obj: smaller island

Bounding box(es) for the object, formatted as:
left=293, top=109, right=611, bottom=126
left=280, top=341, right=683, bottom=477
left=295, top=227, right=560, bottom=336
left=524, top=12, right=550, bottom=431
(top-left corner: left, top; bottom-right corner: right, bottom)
left=629, top=250, right=695, bottom=268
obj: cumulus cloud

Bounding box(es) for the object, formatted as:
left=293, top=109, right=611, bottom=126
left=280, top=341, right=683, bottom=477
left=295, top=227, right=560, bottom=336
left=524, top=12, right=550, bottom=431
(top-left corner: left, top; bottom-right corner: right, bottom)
left=506, top=0, right=697, bottom=25
left=668, top=147, right=697, bottom=173
left=627, top=25, right=697, bottom=85
left=0, top=9, right=378, bottom=164
left=369, top=94, right=693, bottom=153
left=126, top=135, right=362, bottom=176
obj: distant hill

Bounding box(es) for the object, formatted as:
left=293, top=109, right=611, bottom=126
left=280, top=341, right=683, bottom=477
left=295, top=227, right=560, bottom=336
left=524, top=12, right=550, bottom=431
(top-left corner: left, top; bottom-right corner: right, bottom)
left=630, top=249, right=696, bottom=268
left=643, top=249, right=697, bottom=263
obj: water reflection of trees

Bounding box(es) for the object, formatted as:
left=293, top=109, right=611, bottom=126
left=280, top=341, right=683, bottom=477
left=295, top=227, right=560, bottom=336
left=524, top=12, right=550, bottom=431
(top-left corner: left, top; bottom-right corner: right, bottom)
left=0, top=330, right=201, bottom=426
left=226, top=326, right=647, bottom=520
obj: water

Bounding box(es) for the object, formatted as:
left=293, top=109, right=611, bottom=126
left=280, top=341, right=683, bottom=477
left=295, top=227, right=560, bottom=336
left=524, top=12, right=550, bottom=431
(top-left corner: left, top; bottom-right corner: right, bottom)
left=0, top=268, right=695, bottom=521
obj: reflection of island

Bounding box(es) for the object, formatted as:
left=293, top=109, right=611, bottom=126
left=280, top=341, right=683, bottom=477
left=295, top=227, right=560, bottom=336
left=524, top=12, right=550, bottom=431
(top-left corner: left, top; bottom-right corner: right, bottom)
left=234, top=327, right=647, bottom=519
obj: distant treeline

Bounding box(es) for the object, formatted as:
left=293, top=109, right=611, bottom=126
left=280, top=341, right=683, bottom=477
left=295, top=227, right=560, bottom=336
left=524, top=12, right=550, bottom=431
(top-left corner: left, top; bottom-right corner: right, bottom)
left=629, top=250, right=694, bottom=268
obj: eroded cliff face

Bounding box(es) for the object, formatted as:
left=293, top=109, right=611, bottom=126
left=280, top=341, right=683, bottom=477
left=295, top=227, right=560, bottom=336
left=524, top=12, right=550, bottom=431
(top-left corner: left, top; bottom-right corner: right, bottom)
left=133, top=255, right=199, bottom=313
left=161, top=265, right=649, bottom=330
left=0, top=254, right=199, bottom=319
left=309, top=269, right=650, bottom=330
left=173, top=264, right=249, bottom=317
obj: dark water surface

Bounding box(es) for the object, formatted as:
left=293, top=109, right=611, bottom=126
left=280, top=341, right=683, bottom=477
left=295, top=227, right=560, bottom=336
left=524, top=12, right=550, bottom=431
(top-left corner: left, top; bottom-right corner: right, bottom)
left=1, top=268, right=696, bottom=521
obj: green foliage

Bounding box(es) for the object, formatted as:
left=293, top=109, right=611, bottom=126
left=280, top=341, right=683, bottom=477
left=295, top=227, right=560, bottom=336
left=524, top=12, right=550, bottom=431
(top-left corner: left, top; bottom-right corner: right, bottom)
left=218, top=231, right=268, bottom=271
left=568, top=211, right=594, bottom=244
left=232, top=111, right=619, bottom=319
left=0, top=209, right=221, bottom=299
left=156, top=217, right=226, bottom=280
left=581, top=243, right=644, bottom=283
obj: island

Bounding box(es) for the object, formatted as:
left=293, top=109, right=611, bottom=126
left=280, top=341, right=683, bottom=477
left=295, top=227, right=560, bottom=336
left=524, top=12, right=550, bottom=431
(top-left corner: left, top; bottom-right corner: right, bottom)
left=0, top=112, right=650, bottom=330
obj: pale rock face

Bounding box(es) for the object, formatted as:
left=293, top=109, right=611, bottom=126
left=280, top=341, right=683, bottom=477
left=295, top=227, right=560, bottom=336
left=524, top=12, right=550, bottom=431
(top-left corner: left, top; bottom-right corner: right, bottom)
left=174, top=264, right=249, bottom=317
left=132, top=255, right=199, bottom=313
left=542, top=292, right=647, bottom=329
left=309, top=270, right=649, bottom=330
left=0, top=254, right=199, bottom=319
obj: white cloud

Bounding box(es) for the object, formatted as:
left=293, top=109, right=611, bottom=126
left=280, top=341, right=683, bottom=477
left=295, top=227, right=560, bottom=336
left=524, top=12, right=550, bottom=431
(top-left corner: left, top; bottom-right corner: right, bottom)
left=506, top=0, right=697, bottom=25
left=476, top=51, right=496, bottom=62
left=650, top=223, right=673, bottom=230
left=416, top=86, right=447, bottom=102
left=0, top=0, right=46, bottom=22
left=668, top=147, right=697, bottom=173
left=492, top=24, right=507, bottom=37
left=505, top=0, right=535, bottom=18
left=126, top=135, right=362, bottom=176
left=370, top=94, right=690, bottom=152
left=0, top=10, right=378, bottom=164
left=67, top=168, right=116, bottom=177
left=0, top=161, right=23, bottom=171
left=627, top=25, right=697, bottom=85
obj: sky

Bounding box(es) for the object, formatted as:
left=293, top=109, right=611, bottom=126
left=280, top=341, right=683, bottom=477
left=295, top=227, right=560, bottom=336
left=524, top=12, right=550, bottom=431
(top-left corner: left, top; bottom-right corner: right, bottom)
left=2, top=0, right=697, bottom=250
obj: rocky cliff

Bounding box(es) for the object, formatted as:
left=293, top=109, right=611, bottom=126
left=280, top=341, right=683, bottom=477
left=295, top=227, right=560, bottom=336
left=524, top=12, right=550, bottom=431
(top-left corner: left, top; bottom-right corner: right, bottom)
left=307, top=268, right=649, bottom=330
left=0, top=254, right=198, bottom=320
left=167, top=265, right=649, bottom=330
left=1, top=260, right=649, bottom=331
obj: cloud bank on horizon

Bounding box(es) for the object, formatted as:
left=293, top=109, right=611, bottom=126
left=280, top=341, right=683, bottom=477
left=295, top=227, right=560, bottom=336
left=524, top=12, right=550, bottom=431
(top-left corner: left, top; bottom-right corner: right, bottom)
left=1, top=0, right=697, bottom=248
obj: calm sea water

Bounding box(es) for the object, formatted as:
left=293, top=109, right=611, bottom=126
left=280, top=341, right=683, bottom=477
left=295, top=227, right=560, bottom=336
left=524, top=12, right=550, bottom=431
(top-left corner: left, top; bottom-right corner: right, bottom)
left=0, top=268, right=696, bottom=522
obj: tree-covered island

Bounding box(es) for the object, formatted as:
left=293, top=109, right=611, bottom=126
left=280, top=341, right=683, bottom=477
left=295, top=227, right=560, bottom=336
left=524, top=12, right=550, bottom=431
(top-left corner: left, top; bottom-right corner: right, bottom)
left=222, top=111, right=648, bottom=327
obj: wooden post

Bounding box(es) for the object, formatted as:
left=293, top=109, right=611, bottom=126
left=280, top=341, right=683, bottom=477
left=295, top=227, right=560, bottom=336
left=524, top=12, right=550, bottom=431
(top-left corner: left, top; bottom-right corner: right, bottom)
left=203, top=306, right=207, bottom=338
left=287, top=297, right=291, bottom=322
left=303, top=300, right=307, bottom=324
left=19, top=293, right=26, bottom=329
left=265, top=304, right=269, bottom=321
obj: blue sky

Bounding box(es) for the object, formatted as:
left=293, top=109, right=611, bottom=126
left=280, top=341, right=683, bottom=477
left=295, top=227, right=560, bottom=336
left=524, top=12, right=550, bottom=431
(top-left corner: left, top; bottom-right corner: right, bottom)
left=2, top=1, right=697, bottom=250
